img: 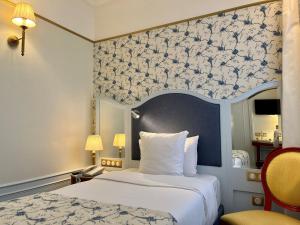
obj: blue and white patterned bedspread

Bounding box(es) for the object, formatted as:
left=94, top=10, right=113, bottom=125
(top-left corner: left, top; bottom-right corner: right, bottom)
left=0, top=192, right=177, bottom=225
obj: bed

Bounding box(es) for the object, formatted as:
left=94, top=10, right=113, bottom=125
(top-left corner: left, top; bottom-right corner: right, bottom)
left=0, top=170, right=221, bottom=225
left=232, top=150, right=250, bottom=168
left=0, top=93, right=223, bottom=225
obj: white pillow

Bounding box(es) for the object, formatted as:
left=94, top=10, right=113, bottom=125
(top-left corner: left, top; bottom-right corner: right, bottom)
left=183, top=136, right=199, bottom=176
left=139, top=131, right=189, bottom=175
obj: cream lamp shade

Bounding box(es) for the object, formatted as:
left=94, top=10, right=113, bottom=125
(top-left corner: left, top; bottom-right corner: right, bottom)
left=113, top=134, right=126, bottom=149
left=12, top=3, right=36, bottom=28
left=85, top=135, right=104, bottom=152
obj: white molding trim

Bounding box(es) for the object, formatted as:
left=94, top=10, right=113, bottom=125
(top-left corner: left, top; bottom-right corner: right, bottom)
left=0, top=168, right=82, bottom=188
left=96, top=96, right=128, bottom=110
left=0, top=167, right=84, bottom=198
left=0, top=178, right=69, bottom=198
left=130, top=90, right=221, bottom=108
left=228, top=81, right=279, bottom=104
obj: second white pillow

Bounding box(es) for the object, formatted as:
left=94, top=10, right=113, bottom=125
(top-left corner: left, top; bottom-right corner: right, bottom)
left=183, top=136, right=199, bottom=176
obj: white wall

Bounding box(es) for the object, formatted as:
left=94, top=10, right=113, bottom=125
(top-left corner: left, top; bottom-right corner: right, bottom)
left=94, top=0, right=266, bottom=40
left=10, top=0, right=95, bottom=40
left=0, top=2, right=93, bottom=185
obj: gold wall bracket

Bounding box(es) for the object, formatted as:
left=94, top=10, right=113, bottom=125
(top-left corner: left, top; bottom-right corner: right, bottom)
left=7, top=26, right=26, bottom=56
left=7, top=35, right=20, bottom=48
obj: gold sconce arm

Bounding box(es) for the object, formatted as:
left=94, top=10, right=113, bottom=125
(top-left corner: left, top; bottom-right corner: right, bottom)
left=7, top=26, right=27, bottom=56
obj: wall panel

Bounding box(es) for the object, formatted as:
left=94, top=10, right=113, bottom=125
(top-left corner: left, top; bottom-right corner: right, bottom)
left=0, top=2, right=93, bottom=185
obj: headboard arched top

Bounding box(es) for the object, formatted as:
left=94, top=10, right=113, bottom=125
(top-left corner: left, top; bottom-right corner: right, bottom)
left=131, top=93, right=222, bottom=167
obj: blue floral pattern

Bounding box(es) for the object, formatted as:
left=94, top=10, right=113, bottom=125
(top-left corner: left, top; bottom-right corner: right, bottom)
left=0, top=193, right=177, bottom=225
left=94, top=2, right=282, bottom=105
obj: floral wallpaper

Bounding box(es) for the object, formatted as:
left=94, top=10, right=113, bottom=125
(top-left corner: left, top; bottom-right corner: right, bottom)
left=94, top=2, right=282, bottom=105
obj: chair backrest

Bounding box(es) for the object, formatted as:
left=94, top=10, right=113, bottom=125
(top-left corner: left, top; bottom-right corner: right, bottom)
left=261, top=147, right=300, bottom=212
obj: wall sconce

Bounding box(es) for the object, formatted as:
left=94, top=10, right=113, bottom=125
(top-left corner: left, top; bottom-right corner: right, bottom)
left=131, top=110, right=140, bottom=119
left=113, top=133, right=126, bottom=158
left=7, top=2, right=36, bottom=56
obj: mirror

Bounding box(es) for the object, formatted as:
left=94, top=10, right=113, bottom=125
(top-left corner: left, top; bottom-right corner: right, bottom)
left=231, top=89, right=282, bottom=169
left=99, top=99, right=125, bottom=158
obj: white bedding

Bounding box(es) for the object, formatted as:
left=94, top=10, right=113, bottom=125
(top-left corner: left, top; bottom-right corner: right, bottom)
left=53, top=170, right=220, bottom=225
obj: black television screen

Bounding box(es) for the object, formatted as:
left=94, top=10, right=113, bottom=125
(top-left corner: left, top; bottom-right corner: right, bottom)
left=255, top=99, right=281, bottom=115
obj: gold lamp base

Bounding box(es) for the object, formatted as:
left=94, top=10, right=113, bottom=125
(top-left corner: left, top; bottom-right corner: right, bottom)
left=118, top=148, right=123, bottom=158
left=92, top=151, right=96, bottom=165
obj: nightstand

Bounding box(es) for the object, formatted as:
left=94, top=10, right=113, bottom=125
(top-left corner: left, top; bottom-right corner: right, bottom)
left=70, top=174, right=94, bottom=184
left=252, top=140, right=282, bottom=168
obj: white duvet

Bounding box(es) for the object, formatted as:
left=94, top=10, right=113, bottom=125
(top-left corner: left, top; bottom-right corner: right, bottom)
left=53, top=170, right=219, bottom=225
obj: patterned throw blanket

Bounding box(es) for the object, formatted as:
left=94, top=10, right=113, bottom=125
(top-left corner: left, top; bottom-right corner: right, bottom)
left=0, top=192, right=177, bottom=225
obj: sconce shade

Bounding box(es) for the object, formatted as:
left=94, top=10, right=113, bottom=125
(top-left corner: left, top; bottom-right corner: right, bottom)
left=113, top=134, right=126, bottom=148
left=85, top=135, right=104, bottom=152
left=12, top=3, right=36, bottom=28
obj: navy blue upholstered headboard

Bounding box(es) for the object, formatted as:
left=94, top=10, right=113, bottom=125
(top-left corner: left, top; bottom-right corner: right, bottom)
left=131, top=93, right=222, bottom=167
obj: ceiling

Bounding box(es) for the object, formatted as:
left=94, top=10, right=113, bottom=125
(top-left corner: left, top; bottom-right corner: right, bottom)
left=84, top=0, right=113, bottom=6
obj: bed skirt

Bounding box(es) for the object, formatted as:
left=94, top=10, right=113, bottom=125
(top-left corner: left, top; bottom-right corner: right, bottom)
left=213, top=204, right=224, bottom=225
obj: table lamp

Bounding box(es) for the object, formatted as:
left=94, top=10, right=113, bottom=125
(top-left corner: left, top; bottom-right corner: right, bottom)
left=113, top=133, right=126, bottom=158
left=85, top=135, right=104, bottom=165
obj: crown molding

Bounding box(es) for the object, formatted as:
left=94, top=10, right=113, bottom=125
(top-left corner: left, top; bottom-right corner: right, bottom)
left=1, top=0, right=280, bottom=44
